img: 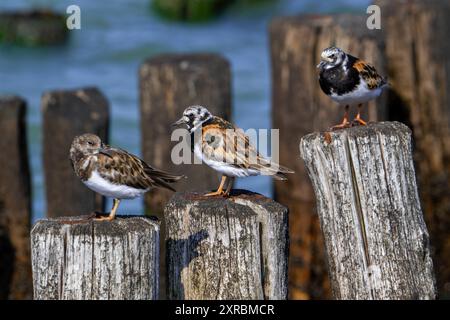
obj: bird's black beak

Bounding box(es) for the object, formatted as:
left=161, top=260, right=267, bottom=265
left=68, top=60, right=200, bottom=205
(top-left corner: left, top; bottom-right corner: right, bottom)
left=317, top=60, right=326, bottom=69
left=172, top=117, right=186, bottom=127
left=98, top=144, right=113, bottom=158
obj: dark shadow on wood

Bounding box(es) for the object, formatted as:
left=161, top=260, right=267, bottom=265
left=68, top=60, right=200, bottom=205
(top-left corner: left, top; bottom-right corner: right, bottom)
left=166, top=229, right=209, bottom=299
left=0, top=226, right=14, bottom=300
left=386, top=87, right=413, bottom=131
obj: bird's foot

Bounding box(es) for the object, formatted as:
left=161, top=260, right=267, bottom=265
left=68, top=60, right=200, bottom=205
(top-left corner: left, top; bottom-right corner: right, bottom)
left=352, top=118, right=367, bottom=126
left=204, top=190, right=226, bottom=197
left=93, top=213, right=115, bottom=221
left=223, top=191, right=232, bottom=198
left=329, top=121, right=351, bottom=131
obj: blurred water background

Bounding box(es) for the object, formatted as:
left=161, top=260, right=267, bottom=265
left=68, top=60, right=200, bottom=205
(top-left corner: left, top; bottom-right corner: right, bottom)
left=0, top=0, right=369, bottom=222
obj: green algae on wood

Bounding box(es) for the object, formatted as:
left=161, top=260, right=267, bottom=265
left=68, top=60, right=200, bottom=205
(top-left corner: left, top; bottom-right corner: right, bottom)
left=152, top=0, right=231, bottom=22
left=0, top=10, right=68, bottom=46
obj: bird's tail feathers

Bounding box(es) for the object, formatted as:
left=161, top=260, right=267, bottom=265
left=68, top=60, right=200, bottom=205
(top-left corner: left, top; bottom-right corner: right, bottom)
left=273, top=164, right=294, bottom=181
left=153, top=177, right=178, bottom=192
left=257, top=161, right=294, bottom=180
left=145, top=167, right=186, bottom=191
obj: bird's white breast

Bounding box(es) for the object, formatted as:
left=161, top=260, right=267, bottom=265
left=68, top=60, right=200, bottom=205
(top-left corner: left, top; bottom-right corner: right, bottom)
left=83, top=170, right=148, bottom=199
left=193, top=139, right=260, bottom=178
left=330, top=77, right=383, bottom=105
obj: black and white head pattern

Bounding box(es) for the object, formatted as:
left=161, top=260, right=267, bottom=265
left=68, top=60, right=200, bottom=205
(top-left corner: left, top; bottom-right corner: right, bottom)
left=182, top=105, right=212, bottom=133
left=317, top=47, right=347, bottom=70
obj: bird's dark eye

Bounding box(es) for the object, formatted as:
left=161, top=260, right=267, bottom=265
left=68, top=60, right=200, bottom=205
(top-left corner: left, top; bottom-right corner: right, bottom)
left=330, top=54, right=336, bottom=58
left=88, top=141, right=94, bottom=146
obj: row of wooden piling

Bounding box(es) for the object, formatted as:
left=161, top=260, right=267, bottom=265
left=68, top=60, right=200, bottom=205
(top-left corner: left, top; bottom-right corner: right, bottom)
left=31, top=191, right=289, bottom=300
left=29, top=122, right=436, bottom=300
left=0, top=54, right=232, bottom=299
left=0, top=0, right=449, bottom=299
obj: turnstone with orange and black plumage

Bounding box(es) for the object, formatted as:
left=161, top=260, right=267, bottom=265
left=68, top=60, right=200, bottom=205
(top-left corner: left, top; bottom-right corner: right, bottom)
left=317, top=46, right=388, bottom=130
left=172, top=106, right=294, bottom=197
left=70, top=133, right=184, bottom=221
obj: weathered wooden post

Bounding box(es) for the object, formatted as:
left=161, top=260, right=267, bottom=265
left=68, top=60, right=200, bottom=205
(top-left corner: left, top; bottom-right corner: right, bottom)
left=31, top=216, right=159, bottom=300
left=140, top=53, right=231, bottom=297
left=270, top=14, right=386, bottom=299
left=42, top=87, right=109, bottom=217
left=300, top=122, right=437, bottom=299
left=140, top=53, right=231, bottom=214
left=375, top=0, right=450, bottom=297
left=165, top=191, right=289, bottom=300
left=0, top=96, right=32, bottom=299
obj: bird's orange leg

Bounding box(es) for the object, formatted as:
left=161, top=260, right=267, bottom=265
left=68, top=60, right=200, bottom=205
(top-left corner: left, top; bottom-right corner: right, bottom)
left=353, top=104, right=367, bottom=126
left=331, top=105, right=351, bottom=131
left=95, top=199, right=120, bottom=221
left=224, top=177, right=235, bottom=197
left=205, top=176, right=227, bottom=196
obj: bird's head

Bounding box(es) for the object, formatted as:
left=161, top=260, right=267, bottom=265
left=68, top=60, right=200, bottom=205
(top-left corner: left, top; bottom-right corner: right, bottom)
left=70, top=133, right=104, bottom=156
left=318, top=47, right=346, bottom=69
left=172, top=105, right=212, bottom=133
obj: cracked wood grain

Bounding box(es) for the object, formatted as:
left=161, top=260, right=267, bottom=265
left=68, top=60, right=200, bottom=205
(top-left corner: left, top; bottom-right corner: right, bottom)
left=165, top=190, right=289, bottom=300
left=300, top=122, right=437, bottom=299
left=31, top=216, right=159, bottom=300
left=375, top=0, right=450, bottom=298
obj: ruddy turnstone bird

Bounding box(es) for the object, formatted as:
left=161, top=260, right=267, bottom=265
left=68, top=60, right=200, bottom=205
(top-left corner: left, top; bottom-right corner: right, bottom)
left=70, top=133, right=184, bottom=221
left=172, top=106, right=294, bottom=196
left=317, top=46, right=388, bottom=129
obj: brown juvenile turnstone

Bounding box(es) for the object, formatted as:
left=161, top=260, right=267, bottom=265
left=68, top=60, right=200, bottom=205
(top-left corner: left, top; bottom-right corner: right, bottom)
left=317, top=46, right=388, bottom=130
left=172, top=106, right=294, bottom=196
left=70, top=133, right=184, bottom=221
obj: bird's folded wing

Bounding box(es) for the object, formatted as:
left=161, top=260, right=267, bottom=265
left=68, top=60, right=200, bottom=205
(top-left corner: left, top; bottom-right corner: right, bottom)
left=96, top=147, right=153, bottom=190
left=99, top=146, right=183, bottom=191
left=202, top=125, right=293, bottom=176
left=352, top=59, right=387, bottom=89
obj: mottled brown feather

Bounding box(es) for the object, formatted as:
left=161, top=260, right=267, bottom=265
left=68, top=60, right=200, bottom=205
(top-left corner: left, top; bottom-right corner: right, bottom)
left=70, top=133, right=183, bottom=192
left=70, top=149, right=95, bottom=181
left=200, top=117, right=293, bottom=179
left=92, top=147, right=182, bottom=191
left=101, top=146, right=181, bottom=190
left=352, top=59, right=386, bottom=89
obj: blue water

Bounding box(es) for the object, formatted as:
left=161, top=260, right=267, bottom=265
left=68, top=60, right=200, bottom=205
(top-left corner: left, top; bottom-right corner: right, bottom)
left=0, top=0, right=369, bottom=222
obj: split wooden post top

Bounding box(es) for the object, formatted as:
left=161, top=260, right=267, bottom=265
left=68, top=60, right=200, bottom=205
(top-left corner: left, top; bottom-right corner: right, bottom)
left=165, top=190, right=289, bottom=300
left=300, top=122, right=437, bottom=299
left=31, top=216, right=159, bottom=300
